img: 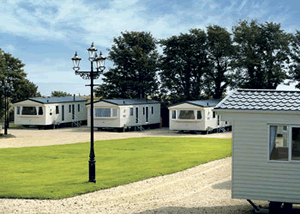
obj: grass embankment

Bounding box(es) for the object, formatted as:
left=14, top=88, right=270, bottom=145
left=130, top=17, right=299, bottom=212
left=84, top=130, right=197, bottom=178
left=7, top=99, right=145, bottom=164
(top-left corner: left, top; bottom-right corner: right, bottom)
left=0, top=137, right=231, bottom=199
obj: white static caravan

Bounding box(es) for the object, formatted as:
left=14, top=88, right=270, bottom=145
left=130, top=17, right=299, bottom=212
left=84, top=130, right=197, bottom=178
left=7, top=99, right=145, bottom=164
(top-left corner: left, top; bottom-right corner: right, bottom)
left=87, top=99, right=161, bottom=131
left=13, top=96, right=87, bottom=127
left=214, top=89, right=300, bottom=211
left=168, top=100, right=229, bottom=132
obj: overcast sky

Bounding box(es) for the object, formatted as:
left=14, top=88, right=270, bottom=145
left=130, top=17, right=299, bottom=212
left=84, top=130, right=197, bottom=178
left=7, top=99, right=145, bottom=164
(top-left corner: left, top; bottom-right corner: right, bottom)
left=0, top=0, right=299, bottom=96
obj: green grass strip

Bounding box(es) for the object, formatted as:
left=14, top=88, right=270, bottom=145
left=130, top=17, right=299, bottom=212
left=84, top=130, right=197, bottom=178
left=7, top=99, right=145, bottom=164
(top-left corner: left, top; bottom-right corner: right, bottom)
left=0, top=137, right=231, bottom=199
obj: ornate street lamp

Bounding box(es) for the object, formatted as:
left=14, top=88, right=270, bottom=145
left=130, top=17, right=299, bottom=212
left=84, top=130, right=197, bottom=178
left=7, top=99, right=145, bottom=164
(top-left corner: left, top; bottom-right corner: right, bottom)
left=0, top=78, right=14, bottom=135
left=72, top=43, right=106, bottom=183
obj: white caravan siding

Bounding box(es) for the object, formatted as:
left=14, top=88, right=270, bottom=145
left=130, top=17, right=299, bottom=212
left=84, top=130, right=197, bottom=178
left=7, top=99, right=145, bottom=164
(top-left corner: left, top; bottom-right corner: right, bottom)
left=87, top=102, right=160, bottom=128
left=14, top=100, right=87, bottom=126
left=14, top=100, right=46, bottom=125
left=169, top=103, right=224, bottom=131
left=220, top=112, right=300, bottom=203
left=87, top=102, right=120, bottom=128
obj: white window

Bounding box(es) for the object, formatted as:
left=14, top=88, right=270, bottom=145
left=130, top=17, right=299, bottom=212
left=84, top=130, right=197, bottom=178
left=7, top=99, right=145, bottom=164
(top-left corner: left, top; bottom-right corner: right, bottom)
left=22, top=107, right=37, bottom=115
left=38, top=107, right=43, bottom=115
left=113, top=109, right=117, bottom=117
left=174, top=110, right=203, bottom=120
left=197, top=111, right=202, bottom=120
left=269, top=125, right=300, bottom=161
left=95, top=108, right=111, bottom=117
left=172, top=110, right=176, bottom=119
left=94, top=108, right=118, bottom=118
left=178, top=110, right=195, bottom=119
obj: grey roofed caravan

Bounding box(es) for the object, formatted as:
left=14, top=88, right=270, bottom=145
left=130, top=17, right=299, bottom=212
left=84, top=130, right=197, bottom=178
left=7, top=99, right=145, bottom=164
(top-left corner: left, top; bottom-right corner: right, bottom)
left=86, top=98, right=161, bottom=131
left=168, top=99, right=230, bottom=132
left=214, top=89, right=300, bottom=210
left=29, top=96, right=87, bottom=104
left=215, top=89, right=300, bottom=111
left=90, top=99, right=160, bottom=106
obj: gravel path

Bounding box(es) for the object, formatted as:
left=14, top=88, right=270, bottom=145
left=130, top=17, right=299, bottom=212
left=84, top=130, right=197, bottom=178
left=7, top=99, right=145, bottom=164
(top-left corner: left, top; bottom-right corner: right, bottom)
left=0, top=127, right=265, bottom=213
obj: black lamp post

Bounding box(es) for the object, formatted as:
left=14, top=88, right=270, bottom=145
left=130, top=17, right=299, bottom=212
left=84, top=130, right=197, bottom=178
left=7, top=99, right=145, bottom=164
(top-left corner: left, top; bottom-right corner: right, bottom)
left=0, top=78, right=13, bottom=135
left=72, top=43, right=106, bottom=183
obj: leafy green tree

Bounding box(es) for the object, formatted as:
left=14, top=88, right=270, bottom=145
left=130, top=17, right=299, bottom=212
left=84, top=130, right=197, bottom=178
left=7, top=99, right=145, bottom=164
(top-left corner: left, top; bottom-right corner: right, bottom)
left=232, top=20, right=291, bottom=89
left=289, top=31, right=300, bottom=88
left=0, top=49, right=40, bottom=118
left=95, top=31, right=159, bottom=99
left=204, top=25, right=234, bottom=99
left=159, top=29, right=210, bottom=101
left=51, top=91, right=72, bottom=97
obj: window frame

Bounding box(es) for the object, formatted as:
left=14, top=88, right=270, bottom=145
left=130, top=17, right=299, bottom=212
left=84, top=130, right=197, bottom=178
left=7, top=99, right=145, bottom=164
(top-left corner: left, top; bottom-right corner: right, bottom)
left=268, top=124, right=300, bottom=163
left=78, top=104, right=80, bottom=112
left=56, top=106, right=59, bottom=114
left=171, top=109, right=204, bottom=121
left=130, top=107, right=134, bottom=116
left=94, top=108, right=118, bottom=118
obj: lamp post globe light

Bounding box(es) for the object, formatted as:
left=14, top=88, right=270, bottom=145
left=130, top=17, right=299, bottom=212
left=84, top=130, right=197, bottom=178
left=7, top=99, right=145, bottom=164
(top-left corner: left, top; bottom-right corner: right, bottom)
left=0, top=78, right=14, bottom=135
left=72, top=43, right=106, bottom=183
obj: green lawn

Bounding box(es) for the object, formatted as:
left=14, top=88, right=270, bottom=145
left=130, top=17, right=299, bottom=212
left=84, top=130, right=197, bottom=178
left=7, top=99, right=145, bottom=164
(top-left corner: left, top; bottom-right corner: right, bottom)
left=0, top=137, right=231, bottom=199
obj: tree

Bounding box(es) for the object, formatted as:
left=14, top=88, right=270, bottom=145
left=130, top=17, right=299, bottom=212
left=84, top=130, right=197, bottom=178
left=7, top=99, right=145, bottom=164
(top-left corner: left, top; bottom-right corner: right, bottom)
left=0, top=49, right=40, bottom=118
left=159, top=29, right=210, bottom=101
left=95, top=31, right=159, bottom=99
left=204, top=25, right=234, bottom=99
left=289, top=31, right=300, bottom=88
left=51, top=91, right=72, bottom=97
left=232, top=20, right=291, bottom=89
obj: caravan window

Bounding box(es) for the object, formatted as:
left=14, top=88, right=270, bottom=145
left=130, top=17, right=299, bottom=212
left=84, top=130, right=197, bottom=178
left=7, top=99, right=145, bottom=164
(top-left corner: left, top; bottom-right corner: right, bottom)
left=172, top=110, right=176, bottom=119
left=268, top=125, right=300, bottom=161
left=95, top=108, right=111, bottom=117
left=38, top=107, right=43, bottom=115
left=197, top=111, right=202, bottom=120
left=56, top=106, right=59, bottom=114
left=130, top=108, right=133, bottom=116
left=178, top=110, right=195, bottom=119
left=17, top=107, right=20, bottom=115
left=22, top=107, right=37, bottom=115
left=69, top=105, right=71, bottom=113
left=151, top=106, right=154, bottom=114
left=78, top=104, right=80, bottom=112
left=113, top=109, right=117, bottom=117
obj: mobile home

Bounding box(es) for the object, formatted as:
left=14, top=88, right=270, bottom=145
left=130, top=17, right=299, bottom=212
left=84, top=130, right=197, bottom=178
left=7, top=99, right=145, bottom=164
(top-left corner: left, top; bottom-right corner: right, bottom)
left=87, top=99, right=161, bottom=131
left=13, top=96, right=87, bottom=127
left=168, top=100, right=230, bottom=132
left=214, top=89, right=300, bottom=211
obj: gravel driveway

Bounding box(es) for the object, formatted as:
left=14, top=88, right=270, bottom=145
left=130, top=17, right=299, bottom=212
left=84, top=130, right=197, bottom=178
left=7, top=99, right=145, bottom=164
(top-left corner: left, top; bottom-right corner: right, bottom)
left=0, top=127, right=266, bottom=213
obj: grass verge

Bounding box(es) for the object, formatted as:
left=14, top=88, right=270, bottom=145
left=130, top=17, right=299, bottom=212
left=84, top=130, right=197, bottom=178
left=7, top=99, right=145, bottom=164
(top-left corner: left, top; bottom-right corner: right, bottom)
left=0, top=137, right=231, bottom=199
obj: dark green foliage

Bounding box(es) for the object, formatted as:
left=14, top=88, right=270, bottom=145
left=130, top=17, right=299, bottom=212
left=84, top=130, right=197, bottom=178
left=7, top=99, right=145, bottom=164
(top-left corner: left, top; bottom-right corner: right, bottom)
left=205, top=25, right=234, bottom=99
left=95, top=31, right=159, bottom=99
left=51, top=91, right=72, bottom=97
left=0, top=49, right=40, bottom=118
left=232, top=20, right=291, bottom=89
left=289, top=31, right=300, bottom=88
left=159, top=29, right=210, bottom=101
